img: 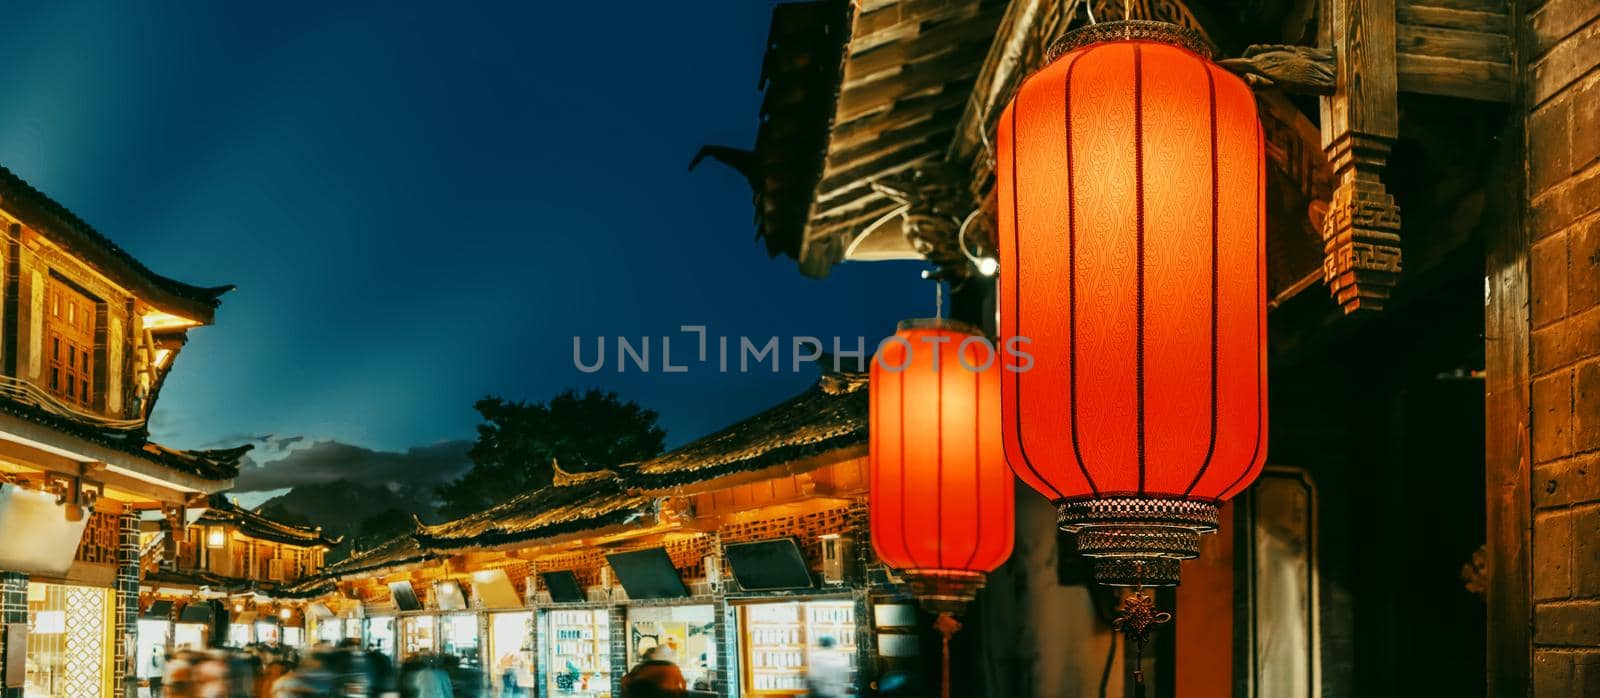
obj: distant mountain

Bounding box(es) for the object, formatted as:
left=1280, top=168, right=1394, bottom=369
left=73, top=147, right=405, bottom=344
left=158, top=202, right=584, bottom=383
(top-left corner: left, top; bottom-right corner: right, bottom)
left=256, top=478, right=444, bottom=560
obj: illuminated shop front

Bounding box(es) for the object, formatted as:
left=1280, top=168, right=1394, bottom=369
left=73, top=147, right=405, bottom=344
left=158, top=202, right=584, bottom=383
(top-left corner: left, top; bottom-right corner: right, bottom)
left=365, top=616, right=398, bottom=658
left=256, top=620, right=281, bottom=645
left=135, top=602, right=174, bottom=685
left=542, top=605, right=611, bottom=698
left=487, top=611, right=535, bottom=695
left=625, top=604, right=715, bottom=689
left=439, top=612, right=481, bottom=667
left=24, top=582, right=114, bottom=698
left=400, top=615, right=436, bottom=657
left=316, top=617, right=345, bottom=644
left=736, top=600, right=857, bottom=696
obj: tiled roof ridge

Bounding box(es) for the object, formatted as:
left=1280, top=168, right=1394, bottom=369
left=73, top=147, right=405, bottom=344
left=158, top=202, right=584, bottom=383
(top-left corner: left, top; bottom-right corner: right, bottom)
left=0, top=164, right=233, bottom=305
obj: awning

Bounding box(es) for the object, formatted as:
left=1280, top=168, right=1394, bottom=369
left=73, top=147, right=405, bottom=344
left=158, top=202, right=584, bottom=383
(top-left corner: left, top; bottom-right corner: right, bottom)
left=177, top=602, right=213, bottom=624
left=142, top=600, right=174, bottom=620
left=234, top=611, right=257, bottom=624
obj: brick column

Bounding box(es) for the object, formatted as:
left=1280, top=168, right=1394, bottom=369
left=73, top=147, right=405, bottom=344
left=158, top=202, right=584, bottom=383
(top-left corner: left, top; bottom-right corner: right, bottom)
left=0, top=572, right=28, bottom=698
left=1522, top=4, right=1600, bottom=696
left=709, top=597, right=737, bottom=698
left=846, top=499, right=877, bottom=693
left=607, top=606, right=627, bottom=688
left=113, top=513, right=140, bottom=698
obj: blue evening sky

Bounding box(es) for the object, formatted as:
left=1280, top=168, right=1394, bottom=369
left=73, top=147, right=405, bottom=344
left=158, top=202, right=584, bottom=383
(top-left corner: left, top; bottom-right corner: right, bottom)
left=0, top=3, right=930, bottom=469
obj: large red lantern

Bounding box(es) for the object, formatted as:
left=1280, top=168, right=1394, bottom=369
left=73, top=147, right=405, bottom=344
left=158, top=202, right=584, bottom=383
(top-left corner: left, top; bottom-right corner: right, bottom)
left=996, top=22, right=1266, bottom=587
left=870, top=319, right=1013, bottom=609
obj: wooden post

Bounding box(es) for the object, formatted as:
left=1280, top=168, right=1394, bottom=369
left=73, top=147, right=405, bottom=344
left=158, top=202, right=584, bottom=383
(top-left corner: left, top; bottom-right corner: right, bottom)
left=1484, top=2, right=1531, bottom=690
left=1319, top=0, right=1402, bottom=313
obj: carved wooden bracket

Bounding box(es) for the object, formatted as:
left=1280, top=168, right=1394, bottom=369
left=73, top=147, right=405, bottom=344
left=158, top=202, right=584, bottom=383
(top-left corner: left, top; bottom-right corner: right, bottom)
left=1317, top=0, right=1401, bottom=313
left=868, top=162, right=989, bottom=285
left=1218, top=45, right=1336, bottom=95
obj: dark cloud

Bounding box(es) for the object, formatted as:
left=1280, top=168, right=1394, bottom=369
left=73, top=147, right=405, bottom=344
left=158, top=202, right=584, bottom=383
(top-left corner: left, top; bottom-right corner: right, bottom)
left=233, top=439, right=474, bottom=492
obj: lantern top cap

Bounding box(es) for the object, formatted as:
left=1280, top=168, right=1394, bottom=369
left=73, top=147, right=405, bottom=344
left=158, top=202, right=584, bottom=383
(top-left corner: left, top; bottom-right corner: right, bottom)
left=895, top=317, right=987, bottom=338
left=1044, top=20, right=1214, bottom=64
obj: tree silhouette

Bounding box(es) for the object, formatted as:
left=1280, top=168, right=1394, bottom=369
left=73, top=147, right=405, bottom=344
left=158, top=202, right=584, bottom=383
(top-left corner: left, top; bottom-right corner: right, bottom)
left=435, top=389, right=665, bottom=518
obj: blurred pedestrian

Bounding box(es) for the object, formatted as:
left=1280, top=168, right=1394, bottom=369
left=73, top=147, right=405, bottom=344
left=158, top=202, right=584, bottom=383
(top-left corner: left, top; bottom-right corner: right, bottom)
left=806, top=636, right=850, bottom=698
left=163, top=651, right=198, bottom=698
left=366, top=644, right=398, bottom=698
left=271, top=651, right=334, bottom=697
left=400, top=653, right=453, bottom=698
left=620, top=646, right=685, bottom=698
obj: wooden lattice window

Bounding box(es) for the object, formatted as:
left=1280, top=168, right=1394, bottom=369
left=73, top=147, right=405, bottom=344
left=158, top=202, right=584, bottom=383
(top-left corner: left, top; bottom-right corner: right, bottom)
left=46, top=278, right=97, bottom=408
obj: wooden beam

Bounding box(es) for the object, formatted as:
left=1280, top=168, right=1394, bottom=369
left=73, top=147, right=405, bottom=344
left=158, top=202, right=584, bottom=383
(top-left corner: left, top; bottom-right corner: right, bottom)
left=1397, top=23, right=1510, bottom=63
left=1397, top=2, right=1507, bottom=31
left=1396, top=53, right=1513, bottom=101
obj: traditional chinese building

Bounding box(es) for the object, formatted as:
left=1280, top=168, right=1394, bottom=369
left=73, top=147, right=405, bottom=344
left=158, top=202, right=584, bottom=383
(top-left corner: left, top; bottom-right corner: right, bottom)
left=0, top=165, right=246, bottom=698
left=687, top=0, right=1586, bottom=695
left=132, top=493, right=340, bottom=678
left=297, top=369, right=887, bottom=698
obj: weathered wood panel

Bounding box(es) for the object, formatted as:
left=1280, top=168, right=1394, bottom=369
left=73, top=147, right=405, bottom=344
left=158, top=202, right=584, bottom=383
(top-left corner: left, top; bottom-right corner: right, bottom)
left=1396, top=53, right=1514, bottom=100
left=1398, top=23, right=1510, bottom=62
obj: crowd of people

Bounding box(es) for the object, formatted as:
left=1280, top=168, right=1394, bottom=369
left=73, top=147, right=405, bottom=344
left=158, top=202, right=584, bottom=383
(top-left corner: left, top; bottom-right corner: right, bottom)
left=146, top=639, right=490, bottom=697
left=146, top=636, right=874, bottom=697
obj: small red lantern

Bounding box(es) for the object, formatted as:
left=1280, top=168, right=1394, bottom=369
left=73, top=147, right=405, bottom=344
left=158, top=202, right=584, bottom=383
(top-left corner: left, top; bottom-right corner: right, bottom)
left=870, top=319, right=1013, bottom=609
left=995, top=22, right=1266, bottom=586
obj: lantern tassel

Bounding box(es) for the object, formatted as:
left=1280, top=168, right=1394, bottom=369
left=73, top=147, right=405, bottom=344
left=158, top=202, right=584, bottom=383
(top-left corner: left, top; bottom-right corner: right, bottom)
left=1112, top=587, right=1170, bottom=698
left=933, top=612, right=963, bottom=698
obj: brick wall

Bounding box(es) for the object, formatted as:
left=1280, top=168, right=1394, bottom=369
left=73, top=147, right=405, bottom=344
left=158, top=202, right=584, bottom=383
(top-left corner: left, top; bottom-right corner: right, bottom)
left=0, top=572, right=27, bottom=698
left=1526, top=0, right=1600, bottom=694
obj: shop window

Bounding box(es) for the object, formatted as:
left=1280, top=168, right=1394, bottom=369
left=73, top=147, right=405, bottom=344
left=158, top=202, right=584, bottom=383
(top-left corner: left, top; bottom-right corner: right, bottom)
left=488, top=612, right=535, bottom=694
left=628, top=605, right=716, bottom=688
left=739, top=600, right=857, bottom=695
left=45, top=279, right=98, bottom=410
left=545, top=608, right=611, bottom=697
left=25, top=582, right=113, bottom=697
left=1239, top=467, right=1320, bottom=698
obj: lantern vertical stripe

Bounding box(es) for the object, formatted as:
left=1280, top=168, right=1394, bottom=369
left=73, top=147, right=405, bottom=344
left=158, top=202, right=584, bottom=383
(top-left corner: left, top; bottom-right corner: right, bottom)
left=1065, top=43, right=1141, bottom=494
left=1188, top=73, right=1266, bottom=500
left=936, top=355, right=944, bottom=568
left=1216, top=119, right=1269, bottom=501
left=961, top=353, right=983, bottom=570
left=1134, top=42, right=1148, bottom=495
left=1184, top=62, right=1222, bottom=497
left=1142, top=48, right=1218, bottom=493
left=1062, top=49, right=1101, bottom=499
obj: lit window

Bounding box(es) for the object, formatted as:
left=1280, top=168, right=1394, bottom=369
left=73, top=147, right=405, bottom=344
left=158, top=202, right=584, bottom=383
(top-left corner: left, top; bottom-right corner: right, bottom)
left=45, top=278, right=97, bottom=409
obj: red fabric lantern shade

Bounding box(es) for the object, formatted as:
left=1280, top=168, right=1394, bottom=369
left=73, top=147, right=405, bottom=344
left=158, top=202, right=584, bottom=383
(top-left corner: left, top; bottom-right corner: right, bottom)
left=995, top=23, right=1266, bottom=585
left=870, top=319, right=1013, bottom=610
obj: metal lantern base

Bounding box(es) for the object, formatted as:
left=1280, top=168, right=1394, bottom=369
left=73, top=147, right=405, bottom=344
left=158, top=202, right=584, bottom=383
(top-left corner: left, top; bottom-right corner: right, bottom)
left=1057, top=498, right=1221, bottom=586
left=902, top=569, right=988, bottom=615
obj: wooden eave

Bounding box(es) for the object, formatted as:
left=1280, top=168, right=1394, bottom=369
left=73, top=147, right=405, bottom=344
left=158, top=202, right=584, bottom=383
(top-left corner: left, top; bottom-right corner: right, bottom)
left=630, top=443, right=867, bottom=498
left=788, top=0, right=1009, bottom=277
left=0, top=166, right=231, bottom=324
